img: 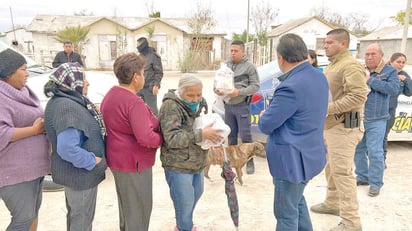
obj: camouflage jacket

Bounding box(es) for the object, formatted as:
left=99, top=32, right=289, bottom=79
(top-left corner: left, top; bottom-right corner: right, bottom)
left=159, top=89, right=208, bottom=173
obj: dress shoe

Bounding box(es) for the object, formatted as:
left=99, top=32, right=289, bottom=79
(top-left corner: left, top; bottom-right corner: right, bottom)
left=368, top=187, right=380, bottom=197
left=329, top=222, right=362, bottom=231
left=356, top=181, right=369, bottom=186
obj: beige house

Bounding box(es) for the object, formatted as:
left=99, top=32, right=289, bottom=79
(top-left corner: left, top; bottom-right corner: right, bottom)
left=264, top=16, right=359, bottom=63
left=26, top=15, right=227, bottom=70
left=359, top=25, right=412, bottom=64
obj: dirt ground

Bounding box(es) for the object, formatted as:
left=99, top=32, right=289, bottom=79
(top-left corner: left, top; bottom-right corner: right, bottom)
left=1, top=72, right=411, bottom=231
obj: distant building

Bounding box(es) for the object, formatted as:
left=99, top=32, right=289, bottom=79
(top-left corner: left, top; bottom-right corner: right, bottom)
left=263, top=16, right=360, bottom=65
left=3, top=28, right=34, bottom=54
left=359, top=25, right=412, bottom=64
left=23, top=15, right=227, bottom=70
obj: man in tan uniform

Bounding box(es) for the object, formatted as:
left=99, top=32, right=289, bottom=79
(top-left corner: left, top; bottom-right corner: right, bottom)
left=310, top=29, right=369, bottom=231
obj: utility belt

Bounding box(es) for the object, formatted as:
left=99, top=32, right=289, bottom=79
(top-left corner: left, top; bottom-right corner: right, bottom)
left=334, top=111, right=360, bottom=128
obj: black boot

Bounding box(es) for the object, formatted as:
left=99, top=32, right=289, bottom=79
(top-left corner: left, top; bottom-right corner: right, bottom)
left=246, top=158, right=255, bottom=174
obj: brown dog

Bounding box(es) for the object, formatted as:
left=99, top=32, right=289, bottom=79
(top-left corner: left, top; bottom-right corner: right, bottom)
left=204, top=141, right=266, bottom=185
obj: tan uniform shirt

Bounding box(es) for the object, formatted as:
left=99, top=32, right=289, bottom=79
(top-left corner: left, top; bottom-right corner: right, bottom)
left=324, top=50, right=369, bottom=129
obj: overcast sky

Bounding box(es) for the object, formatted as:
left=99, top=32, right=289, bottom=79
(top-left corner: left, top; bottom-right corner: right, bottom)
left=0, top=0, right=409, bottom=34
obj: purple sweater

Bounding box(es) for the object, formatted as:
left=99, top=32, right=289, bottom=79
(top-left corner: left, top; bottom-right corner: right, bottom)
left=0, top=81, right=50, bottom=188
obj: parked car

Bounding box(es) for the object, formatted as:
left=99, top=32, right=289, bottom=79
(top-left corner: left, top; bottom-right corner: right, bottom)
left=214, top=59, right=412, bottom=143
left=0, top=41, right=117, bottom=191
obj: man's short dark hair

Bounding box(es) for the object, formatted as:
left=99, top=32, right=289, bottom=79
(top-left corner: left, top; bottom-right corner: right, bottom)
left=327, top=28, right=350, bottom=46
left=63, top=41, right=72, bottom=45
left=231, top=40, right=245, bottom=49
left=137, top=37, right=147, bottom=43
left=276, top=33, right=308, bottom=63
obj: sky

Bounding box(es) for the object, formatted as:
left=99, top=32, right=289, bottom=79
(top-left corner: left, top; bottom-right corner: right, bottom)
left=0, top=0, right=409, bottom=35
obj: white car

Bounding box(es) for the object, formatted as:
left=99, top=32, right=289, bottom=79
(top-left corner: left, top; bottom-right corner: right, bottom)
left=26, top=68, right=118, bottom=108
left=0, top=41, right=118, bottom=107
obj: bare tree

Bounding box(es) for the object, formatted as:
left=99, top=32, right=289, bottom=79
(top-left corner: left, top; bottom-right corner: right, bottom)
left=250, top=0, right=278, bottom=65
left=187, top=1, right=216, bottom=34
left=179, top=1, right=217, bottom=72
left=347, top=12, right=370, bottom=36
left=310, top=6, right=372, bottom=35
left=145, top=0, right=161, bottom=18
left=250, top=0, right=278, bottom=47
left=73, top=9, right=94, bottom=16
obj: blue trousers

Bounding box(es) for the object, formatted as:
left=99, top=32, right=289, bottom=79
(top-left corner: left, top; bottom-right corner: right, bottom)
left=224, top=102, right=252, bottom=145
left=354, top=120, right=386, bottom=190
left=273, top=178, right=313, bottom=231
left=165, top=170, right=204, bottom=231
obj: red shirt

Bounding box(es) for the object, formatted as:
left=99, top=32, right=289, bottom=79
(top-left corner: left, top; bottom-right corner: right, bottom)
left=101, top=86, right=162, bottom=172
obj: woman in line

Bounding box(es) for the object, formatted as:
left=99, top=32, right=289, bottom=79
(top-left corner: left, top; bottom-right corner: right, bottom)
left=100, top=53, right=163, bottom=231
left=0, top=48, right=50, bottom=231
left=159, top=74, right=223, bottom=231
left=383, top=53, right=412, bottom=164
left=43, top=62, right=107, bottom=231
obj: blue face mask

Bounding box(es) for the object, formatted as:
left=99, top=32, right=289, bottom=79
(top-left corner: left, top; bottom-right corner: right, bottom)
left=181, top=98, right=200, bottom=112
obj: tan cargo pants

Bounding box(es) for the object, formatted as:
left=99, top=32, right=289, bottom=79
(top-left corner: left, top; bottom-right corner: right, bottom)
left=323, top=123, right=363, bottom=227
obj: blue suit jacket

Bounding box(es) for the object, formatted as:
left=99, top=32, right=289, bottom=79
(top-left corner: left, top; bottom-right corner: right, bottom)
left=258, top=61, right=329, bottom=184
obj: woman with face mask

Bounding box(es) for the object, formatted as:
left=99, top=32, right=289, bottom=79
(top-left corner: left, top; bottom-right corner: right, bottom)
left=159, top=74, right=223, bottom=231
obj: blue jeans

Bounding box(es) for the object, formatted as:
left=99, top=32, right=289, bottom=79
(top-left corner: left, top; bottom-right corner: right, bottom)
left=354, top=120, right=386, bottom=189
left=273, top=178, right=312, bottom=231
left=0, top=177, right=44, bottom=231
left=165, top=170, right=204, bottom=231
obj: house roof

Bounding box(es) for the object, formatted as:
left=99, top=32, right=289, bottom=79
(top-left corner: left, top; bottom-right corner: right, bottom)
left=359, top=25, right=412, bottom=41
left=27, top=15, right=102, bottom=33
left=268, top=16, right=338, bottom=37
left=27, top=15, right=226, bottom=36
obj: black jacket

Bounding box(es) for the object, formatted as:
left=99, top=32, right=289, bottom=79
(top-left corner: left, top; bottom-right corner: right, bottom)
left=137, top=40, right=164, bottom=89
left=52, top=51, right=83, bottom=68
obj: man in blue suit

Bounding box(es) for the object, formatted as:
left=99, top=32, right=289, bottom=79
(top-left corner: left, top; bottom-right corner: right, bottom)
left=258, top=33, right=329, bottom=231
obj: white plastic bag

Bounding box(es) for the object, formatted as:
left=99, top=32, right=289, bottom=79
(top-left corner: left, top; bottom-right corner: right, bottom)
left=214, top=63, right=234, bottom=94
left=212, top=95, right=225, bottom=115
left=193, top=113, right=231, bottom=150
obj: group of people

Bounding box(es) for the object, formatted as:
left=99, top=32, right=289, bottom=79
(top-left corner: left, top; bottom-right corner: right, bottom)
left=263, top=28, right=411, bottom=231
left=0, top=37, right=257, bottom=231
left=1, top=29, right=411, bottom=231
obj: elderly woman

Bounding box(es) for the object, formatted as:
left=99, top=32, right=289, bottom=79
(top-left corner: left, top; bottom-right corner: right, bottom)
left=43, top=62, right=107, bottom=231
left=159, top=74, right=223, bottom=231
left=100, top=53, right=163, bottom=231
left=0, top=48, right=50, bottom=231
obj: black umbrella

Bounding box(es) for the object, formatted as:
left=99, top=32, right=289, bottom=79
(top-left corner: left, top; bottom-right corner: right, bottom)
left=220, top=145, right=239, bottom=230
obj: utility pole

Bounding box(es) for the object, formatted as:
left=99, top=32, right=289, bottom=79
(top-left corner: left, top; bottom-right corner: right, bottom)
left=401, top=0, right=411, bottom=53
left=246, top=0, right=250, bottom=57
left=9, top=6, right=18, bottom=47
